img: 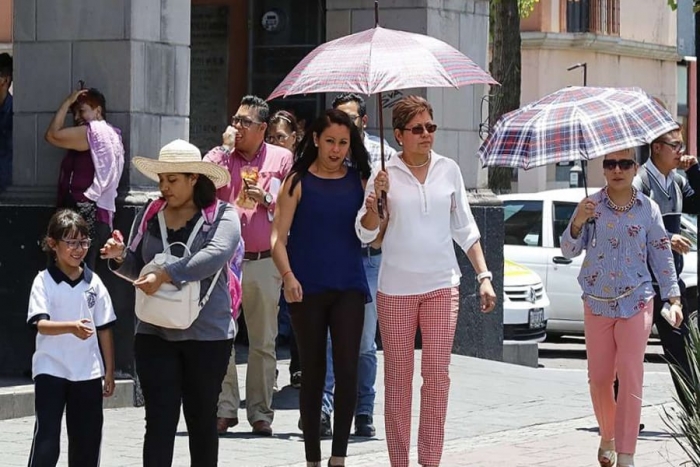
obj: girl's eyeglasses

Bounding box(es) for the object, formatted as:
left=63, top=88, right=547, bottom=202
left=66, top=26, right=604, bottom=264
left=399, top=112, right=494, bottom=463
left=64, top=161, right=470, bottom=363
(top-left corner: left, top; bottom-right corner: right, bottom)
left=403, top=123, right=438, bottom=135
left=61, top=238, right=92, bottom=250
left=266, top=134, right=291, bottom=144
left=602, top=159, right=636, bottom=171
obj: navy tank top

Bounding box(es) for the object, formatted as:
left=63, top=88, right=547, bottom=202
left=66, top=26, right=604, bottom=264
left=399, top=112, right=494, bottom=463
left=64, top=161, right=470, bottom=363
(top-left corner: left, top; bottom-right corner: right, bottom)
left=287, top=167, right=370, bottom=300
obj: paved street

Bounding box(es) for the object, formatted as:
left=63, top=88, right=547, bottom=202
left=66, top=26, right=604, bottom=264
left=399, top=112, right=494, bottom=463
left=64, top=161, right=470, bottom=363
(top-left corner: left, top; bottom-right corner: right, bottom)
left=0, top=345, right=691, bottom=466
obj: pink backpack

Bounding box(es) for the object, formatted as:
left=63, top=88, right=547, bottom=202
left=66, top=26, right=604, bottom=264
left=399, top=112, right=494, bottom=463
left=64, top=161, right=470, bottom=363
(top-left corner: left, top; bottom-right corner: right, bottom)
left=128, top=198, right=243, bottom=319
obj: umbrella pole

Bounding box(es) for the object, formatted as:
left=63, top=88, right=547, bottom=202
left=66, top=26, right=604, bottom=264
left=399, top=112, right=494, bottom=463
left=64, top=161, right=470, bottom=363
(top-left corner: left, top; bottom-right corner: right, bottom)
left=377, top=91, right=387, bottom=219
left=581, top=160, right=589, bottom=198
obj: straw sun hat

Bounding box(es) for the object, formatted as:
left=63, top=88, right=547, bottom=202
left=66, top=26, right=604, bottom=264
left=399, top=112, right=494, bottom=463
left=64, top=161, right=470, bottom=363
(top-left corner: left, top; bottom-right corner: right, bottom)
left=132, top=139, right=231, bottom=189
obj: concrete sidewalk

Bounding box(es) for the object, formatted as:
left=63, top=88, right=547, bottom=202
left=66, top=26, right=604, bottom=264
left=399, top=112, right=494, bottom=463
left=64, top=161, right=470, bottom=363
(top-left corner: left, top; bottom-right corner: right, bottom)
left=0, top=351, right=689, bottom=466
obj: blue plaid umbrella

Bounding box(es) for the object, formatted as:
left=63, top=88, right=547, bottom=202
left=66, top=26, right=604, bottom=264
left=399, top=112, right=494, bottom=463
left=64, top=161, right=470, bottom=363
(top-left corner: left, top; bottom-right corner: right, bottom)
left=477, top=86, right=679, bottom=170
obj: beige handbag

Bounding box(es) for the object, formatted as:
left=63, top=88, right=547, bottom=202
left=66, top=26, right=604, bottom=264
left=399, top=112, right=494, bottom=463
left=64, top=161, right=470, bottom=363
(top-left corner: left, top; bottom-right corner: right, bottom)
left=135, top=211, right=222, bottom=329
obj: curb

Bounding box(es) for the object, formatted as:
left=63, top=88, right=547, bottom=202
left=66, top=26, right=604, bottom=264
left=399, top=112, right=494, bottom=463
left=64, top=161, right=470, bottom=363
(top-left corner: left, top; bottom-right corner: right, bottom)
left=0, top=380, right=135, bottom=420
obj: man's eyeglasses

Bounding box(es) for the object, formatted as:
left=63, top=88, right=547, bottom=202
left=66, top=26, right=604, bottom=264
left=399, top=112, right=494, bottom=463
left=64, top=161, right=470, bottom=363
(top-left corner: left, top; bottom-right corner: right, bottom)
left=266, top=134, right=291, bottom=144
left=602, top=159, right=636, bottom=171
left=659, top=140, right=686, bottom=153
left=232, top=116, right=262, bottom=129
left=61, top=238, right=92, bottom=250
left=403, top=123, right=438, bottom=135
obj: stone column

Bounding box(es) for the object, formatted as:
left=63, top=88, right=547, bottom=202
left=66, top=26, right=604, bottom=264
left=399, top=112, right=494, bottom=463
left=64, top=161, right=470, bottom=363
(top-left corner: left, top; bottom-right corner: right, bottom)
left=326, top=0, right=504, bottom=361
left=1, top=0, right=190, bottom=379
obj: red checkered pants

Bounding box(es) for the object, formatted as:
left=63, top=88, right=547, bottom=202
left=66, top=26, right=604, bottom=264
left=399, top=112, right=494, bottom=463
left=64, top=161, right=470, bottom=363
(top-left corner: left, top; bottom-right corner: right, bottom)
left=377, top=287, right=459, bottom=467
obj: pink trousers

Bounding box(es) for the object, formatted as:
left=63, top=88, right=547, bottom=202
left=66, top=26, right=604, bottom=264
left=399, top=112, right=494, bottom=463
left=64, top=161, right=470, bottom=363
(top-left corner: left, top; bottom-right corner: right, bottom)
left=584, top=299, right=653, bottom=455
left=377, top=287, right=459, bottom=467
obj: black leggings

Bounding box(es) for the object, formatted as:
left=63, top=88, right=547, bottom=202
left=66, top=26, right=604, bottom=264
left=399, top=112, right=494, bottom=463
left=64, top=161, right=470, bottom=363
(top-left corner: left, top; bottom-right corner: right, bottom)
left=135, top=334, right=233, bottom=467
left=290, top=290, right=365, bottom=462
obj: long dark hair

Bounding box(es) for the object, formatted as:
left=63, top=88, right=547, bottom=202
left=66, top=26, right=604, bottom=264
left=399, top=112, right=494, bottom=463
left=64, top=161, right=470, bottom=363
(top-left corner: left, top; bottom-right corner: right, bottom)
left=287, top=109, right=371, bottom=195
left=42, top=209, right=90, bottom=259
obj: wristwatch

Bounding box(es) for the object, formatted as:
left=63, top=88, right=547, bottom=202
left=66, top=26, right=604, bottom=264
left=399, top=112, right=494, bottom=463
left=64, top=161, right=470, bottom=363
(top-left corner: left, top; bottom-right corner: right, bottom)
left=477, top=271, right=493, bottom=283
left=263, top=192, right=273, bottom=207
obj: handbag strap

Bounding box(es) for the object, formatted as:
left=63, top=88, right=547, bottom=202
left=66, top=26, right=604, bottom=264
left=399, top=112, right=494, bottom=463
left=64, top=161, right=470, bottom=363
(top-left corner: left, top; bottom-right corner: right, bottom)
left=155, top=210, right=223, bottom=308
left=157, top=211, right=207, bottom=250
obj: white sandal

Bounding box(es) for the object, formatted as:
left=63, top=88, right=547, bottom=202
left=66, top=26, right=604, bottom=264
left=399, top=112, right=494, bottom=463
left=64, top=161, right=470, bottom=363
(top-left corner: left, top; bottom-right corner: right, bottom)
left=598, top=449, right=616, bottom=467
left=617, top=453, right=634, bottom=467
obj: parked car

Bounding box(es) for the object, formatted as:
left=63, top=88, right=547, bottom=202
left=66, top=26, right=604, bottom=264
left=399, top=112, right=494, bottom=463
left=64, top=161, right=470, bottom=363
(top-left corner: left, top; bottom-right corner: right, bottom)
left=503, top=259, right=550, bottom=343
left=499, top=188, right=698, bottom=338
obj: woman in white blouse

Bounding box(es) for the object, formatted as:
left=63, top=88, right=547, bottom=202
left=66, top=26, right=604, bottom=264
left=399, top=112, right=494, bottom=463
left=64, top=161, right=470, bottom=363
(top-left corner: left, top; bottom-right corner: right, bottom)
left=356, top=95, right=497, bottom=467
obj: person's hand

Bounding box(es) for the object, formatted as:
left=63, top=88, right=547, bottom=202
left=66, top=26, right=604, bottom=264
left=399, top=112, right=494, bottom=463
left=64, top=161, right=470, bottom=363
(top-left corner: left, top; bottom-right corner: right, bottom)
left=72, top=318, right=94, bottom=340
left=479, top=279, right=497, bottom=313
left=669, top=302, right=684, bottom=328
left=671, top=234, right=692, bottom=255
left=65, top=89, right=88, bottom=106
left=283, top=273, right=303, bottom=303
left=245, top=184, right=267, bottom=204
left=680, top=155, right=698, bottom=170
left=374, top=170, right=390, bottom=198
left=134, top=270, right=168, bottom=295
left=365, top=191, right=379, bottom=214
left=573, top=197, right=596, bottom=227
left=100, top=231, right=126, bottom=260
left=222, top=125, right=237, bottom=149
left=103, top=373, right=115, bottom=398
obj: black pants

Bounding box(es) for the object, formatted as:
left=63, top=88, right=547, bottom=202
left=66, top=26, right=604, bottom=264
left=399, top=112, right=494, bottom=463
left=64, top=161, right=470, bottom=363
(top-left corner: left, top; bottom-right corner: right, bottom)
left=28, top=374, right=103, bottom=467
left=289, top=327, right=301, bottom=375
left=653, top=282, right=693, bottom=411
left=290, top=290, right=365, bottom=462
left=134, top=334, right=233, bottom=467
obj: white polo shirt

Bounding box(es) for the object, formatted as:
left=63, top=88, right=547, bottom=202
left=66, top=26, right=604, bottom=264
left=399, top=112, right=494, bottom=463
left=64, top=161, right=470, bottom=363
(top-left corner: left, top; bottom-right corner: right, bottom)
left=27, top=265, right=116, bottom=381
left=356, top=152, right=481, bottom=295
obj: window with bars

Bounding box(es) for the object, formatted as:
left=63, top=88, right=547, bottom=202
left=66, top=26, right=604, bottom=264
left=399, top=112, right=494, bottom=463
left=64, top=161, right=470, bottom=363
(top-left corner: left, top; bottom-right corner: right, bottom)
left=566, top=0, right=620, bottom=35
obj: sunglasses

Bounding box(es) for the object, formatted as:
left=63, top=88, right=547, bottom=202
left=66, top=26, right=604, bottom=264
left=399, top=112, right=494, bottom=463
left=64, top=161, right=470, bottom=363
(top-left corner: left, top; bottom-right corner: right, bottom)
left=659, top=140, right=686, bottom=153
left=61, top=238, right=92, bottom=250
left=403, top=123, right=438, bottom=135
left=232, top=116, right=262, bottom=129
left=602, top=159, right=636, bottom=171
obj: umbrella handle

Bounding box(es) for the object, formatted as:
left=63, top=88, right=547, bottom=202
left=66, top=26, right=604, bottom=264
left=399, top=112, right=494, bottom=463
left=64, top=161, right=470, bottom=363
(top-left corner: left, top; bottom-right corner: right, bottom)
left=378, top=191, right=387, bottom=220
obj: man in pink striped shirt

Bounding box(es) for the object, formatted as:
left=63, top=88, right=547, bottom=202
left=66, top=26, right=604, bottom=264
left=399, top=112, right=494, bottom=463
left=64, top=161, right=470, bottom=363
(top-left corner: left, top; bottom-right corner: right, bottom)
left=205, top=96, right=293, bottom=437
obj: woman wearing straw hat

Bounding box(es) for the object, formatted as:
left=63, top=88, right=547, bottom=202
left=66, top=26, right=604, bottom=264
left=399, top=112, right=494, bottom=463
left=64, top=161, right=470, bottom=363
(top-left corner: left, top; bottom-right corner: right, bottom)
left=101, top=139, right=241, bottom=467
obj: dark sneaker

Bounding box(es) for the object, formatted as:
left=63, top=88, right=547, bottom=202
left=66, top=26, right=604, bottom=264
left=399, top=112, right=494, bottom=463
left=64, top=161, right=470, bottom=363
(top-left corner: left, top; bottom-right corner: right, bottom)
left=298, top=412, right=333, bottom=438
left=290, top=371, right=302, bottom=389
left=354, top=414, right=376, bottom=437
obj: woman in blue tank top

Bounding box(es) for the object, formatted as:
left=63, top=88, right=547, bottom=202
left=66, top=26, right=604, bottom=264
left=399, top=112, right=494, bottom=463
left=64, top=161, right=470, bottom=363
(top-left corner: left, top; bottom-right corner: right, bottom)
left=271, top=109, right=372, bottom=467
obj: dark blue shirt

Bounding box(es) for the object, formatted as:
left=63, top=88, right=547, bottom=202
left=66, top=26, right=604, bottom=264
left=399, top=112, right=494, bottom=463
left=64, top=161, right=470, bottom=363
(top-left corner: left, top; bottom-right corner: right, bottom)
left=0, top=93, right=12, bottom=189
left=287, top=168, right=370, bottom=300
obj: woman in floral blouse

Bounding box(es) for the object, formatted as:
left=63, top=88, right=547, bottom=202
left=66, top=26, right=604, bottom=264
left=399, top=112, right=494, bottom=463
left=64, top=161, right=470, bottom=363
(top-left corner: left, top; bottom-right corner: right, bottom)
left=561, top=147, right=682, bottom=467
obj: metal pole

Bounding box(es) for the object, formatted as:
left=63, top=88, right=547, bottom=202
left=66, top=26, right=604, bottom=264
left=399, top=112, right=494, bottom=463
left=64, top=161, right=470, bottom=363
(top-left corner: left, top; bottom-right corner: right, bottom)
left=375, top=0, right=387, bottom=218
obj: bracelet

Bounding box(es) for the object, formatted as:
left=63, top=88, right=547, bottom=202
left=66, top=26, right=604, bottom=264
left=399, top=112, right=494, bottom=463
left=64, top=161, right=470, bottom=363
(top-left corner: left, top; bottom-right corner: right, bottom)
left=476, top=271, right=493, bottom=283
left=282, top=270, right=293, bottom=280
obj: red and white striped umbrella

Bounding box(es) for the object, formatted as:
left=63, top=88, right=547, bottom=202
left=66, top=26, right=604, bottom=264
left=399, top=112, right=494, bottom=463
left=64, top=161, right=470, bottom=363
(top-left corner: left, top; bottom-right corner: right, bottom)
left=267, top=26, right=496, bottom=100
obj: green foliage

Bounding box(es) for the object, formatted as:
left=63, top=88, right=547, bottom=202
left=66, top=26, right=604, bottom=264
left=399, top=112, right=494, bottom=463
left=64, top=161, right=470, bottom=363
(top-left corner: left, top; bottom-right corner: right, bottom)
left=668, top=0, right=700, bottom=13
left=518, top=0, right=540, bottom=18
left=491, top=0, right=541, bottom=19
left=662, top=314, right=700, bottom=465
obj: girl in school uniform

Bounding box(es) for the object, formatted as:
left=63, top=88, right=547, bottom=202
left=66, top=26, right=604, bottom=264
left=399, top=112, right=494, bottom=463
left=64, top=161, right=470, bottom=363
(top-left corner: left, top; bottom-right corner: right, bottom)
left=27, top=209, right=116, bottom=467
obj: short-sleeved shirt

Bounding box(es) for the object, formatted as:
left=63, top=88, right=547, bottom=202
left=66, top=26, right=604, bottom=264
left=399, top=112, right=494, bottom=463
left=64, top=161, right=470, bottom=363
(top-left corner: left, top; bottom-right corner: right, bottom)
left=27, top=265, right=117, bottom=381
